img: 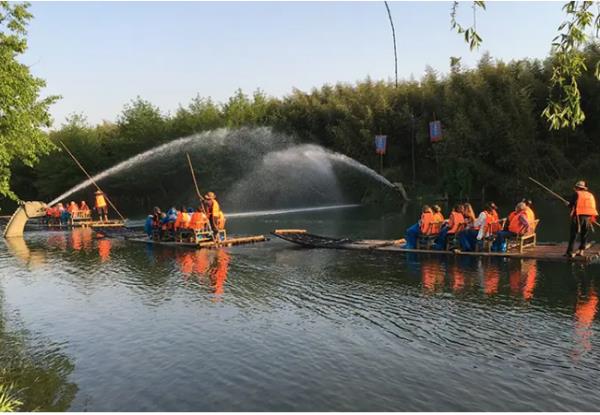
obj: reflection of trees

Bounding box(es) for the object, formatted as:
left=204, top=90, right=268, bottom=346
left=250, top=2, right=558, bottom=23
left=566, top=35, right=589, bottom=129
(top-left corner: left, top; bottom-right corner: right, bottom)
left=0, top=290, right=78, bottom=411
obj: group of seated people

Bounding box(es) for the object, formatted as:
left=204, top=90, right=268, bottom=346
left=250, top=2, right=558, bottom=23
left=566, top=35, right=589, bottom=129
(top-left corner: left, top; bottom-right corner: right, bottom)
left=45, top=201, right=92, bottom=225
left=404, top=200, right=536, bottom=252
left=145, top=192, right=226, bottom=242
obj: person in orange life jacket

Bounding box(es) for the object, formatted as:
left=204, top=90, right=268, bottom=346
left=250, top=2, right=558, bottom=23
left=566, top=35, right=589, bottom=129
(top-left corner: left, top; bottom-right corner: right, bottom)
left=492, top=202, right=530, bottom=252
left=458, top=203, right=495, bottom=252
left=434, top=204, right=465, bottom=250
left=432, top=205, right=444, bottom=223
left=404, top=205, right=433, bottom=249
left=462, top=203, right=476, bottom=227
left=174, top=206, right=191, bottom=230
left=204, top=192, right=223, bottom=235
left=189, top=206, right=209, bottom=231
left=522, top=198, right=536, bottom=224
left=79, top=201, right=91, bottom=216
left=566, top=181, right=598, bottom=257
left=94, top=190, right=109, bottom=222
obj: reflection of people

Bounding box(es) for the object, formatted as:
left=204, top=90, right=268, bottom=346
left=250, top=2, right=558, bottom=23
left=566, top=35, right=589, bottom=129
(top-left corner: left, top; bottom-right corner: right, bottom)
left=210, top=250, right=230, bottom=297
left=98, top=239, right=111, bottom=262
left=421, top=259, right=444, bottom=293
left=573, top=281, right=598, bottom=358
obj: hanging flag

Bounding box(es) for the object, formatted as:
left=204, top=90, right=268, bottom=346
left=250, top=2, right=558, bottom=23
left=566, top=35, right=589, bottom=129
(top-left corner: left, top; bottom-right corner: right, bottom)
left=429, top=120, right=442, bottom=142
left=375, top=135, right=387, bottom=155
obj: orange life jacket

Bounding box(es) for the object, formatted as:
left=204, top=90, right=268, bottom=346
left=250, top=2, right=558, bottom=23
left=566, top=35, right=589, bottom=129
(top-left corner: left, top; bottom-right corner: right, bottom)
left=433, top=212, right=444, bottom=223
left=575, top=190, right=598, bottom=217
left=525, top=206, right=535, bottom=224
left=508, top=210, right=528, bottom=234
left=214, top=211, right=226, bottom=231
left=189, top=212, right=208, bottom=230
left=95, top=194, right=107, bottom=208
left=491, top=210, right=499, bottom=222
left=486, top=211, right=502, bottom=234
left=174, top=212, right=184, bottom=230
left=448, top=211, right=465, bottom=234
left=212, top=199, right=221, bottom=217
left=420, top=211, right=434, bottom=234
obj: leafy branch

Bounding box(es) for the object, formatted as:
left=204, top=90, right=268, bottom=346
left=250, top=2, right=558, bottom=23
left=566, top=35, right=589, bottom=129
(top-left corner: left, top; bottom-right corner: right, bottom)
left=451, top=1, right=600, bottom=130
left=450, top=1, right=486, bottom=51
left=542, top=1, right=598, bottom=130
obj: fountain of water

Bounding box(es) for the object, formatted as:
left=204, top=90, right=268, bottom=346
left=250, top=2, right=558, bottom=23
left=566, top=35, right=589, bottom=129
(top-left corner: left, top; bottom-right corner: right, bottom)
left=49, top=127, right=399, bottom=214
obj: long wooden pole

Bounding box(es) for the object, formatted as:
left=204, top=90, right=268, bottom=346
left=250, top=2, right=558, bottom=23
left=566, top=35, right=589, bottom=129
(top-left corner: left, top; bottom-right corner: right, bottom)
left=528, top=176, right=569, bottom=204
left=186, top=153, right=216, bottom=242
left=528, top=176, right=597, bottom=230
left=59, top=140, right=126, bottom=222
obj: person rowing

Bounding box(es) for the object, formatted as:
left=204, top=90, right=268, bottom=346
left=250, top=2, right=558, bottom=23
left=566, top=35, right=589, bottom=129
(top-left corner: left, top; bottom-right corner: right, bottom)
left=566, top=181, right=598, bottom=258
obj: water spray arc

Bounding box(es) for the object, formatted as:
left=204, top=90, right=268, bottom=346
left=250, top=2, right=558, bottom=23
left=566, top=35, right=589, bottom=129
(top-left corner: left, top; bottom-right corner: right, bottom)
left=48, top=128, right=399, bottom=214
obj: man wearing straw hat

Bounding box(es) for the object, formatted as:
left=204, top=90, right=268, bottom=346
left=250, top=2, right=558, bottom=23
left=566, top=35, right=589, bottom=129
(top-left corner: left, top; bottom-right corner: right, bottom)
left=566, top=181, right=598, bottom=258
left=94, top=190, right=109, bottom=222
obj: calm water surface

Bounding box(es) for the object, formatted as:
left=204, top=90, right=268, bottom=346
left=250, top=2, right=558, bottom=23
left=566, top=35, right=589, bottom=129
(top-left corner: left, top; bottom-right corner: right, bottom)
left=1, top=203, right=600, bottom=411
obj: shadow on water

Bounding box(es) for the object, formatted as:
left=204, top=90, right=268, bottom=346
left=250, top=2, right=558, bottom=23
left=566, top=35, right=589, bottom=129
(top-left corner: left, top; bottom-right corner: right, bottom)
left=1, top=218, right=600, bottom=410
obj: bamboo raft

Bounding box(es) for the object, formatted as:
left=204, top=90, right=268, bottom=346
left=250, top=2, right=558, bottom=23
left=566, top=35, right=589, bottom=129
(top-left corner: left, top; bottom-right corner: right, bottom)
left=125, top=235, right=268, bottom=249
left=44, top=219, right=125, bottom=229
left=271, top=229, right=600, bottom=263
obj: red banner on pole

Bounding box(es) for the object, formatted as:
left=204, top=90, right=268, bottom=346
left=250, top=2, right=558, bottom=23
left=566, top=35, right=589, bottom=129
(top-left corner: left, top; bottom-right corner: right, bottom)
left=375, top=135, right=387, bottom=155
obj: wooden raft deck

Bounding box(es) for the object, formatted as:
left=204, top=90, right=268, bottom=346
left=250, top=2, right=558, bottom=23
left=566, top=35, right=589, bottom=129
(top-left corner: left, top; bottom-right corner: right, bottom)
left=271, top=230, right=600, bottom=263
left=45, top=219, right=125, bottom=228
left=125, top=235, right=268, bottom=249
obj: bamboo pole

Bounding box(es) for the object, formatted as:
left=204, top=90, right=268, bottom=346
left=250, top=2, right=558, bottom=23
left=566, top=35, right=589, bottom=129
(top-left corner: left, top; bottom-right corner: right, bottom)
left=186, top=153, right=217, bottom=242
left=528, top=176, right=597, bottom=230
left=58, top=140, right=126, bottom=222
left=528, top=177, right=569, bottom=204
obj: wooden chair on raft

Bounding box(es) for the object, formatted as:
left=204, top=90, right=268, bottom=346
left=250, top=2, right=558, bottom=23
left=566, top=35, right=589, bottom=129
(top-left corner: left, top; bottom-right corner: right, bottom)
left=445, top=223, right=465, bottom=251
left=480, top=219, right=507, bottom=252
left=175, top=227, right=227, bottom=244
left=417, top=221, right=443, bottom=249
left=507, top=219, right=540, bottom=253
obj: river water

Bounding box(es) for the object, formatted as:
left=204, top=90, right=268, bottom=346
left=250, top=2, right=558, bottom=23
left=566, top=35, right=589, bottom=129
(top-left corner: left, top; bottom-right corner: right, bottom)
left=1, top=202, right=599, bottom=411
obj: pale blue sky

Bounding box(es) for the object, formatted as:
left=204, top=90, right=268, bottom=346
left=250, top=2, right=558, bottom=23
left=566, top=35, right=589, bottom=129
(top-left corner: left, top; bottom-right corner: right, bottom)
left=23, top=1, right=567, bottom=126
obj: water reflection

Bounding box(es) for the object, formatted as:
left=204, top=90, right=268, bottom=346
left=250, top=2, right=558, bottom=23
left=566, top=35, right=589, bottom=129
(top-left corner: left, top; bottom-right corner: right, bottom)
left=0, top=291, right=78, bottom=410
left=98, top=238, right=112, bottom=262
left=573, top=277, right=598, bottom=359
left=177, top=249, right=231, bottom=297
left=3, top=237, right=46, bottom=269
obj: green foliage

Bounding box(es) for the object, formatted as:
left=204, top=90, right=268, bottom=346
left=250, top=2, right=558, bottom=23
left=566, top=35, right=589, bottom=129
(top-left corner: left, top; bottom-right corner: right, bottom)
left=0, top=382, right=22, bottom=412
left=5, top=47, right=600, bottom=207
left=451, top=1, right=600, bottom=130
left=450, top=1, right=486, bottom=51
left=0, top=1, right=60, bottom=200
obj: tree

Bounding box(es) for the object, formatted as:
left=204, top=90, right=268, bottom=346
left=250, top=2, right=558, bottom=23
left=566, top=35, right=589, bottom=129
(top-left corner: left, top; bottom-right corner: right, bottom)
left=0, top=1, right=59, bottom=200
left=450, top=1, right=600, bottom=130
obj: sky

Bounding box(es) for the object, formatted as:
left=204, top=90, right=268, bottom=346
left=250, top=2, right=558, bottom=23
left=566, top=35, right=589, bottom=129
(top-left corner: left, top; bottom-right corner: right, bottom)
left=22, top=1, right=567, bottom=126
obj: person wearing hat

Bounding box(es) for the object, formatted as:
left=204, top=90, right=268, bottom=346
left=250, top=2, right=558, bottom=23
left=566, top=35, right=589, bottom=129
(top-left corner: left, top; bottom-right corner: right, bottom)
left=94, top=190, right=109, bottom=222
left=203, top=192, right=222, bottom=235
left=566, top=181, right=598, bottom=257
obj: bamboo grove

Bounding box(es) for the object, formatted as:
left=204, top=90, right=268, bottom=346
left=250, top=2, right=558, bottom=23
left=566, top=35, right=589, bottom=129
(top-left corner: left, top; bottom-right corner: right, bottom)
left=6, top=45, right=600, bottom=209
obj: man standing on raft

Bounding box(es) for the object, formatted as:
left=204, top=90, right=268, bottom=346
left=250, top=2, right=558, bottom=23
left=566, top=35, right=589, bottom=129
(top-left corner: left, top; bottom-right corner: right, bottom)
left=566, top=181, right=598, bottom=258
left=94, top=190, right=109, bottom=222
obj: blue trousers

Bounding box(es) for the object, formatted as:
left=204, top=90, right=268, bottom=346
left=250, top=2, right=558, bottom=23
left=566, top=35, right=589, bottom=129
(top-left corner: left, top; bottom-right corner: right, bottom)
left=458, top=229, right=480, bottom=252
left=405, top=223, right=420, bottom=249
left=491, top=231, right=514, bottom=252
left=433, top=226, right=450, bottom=250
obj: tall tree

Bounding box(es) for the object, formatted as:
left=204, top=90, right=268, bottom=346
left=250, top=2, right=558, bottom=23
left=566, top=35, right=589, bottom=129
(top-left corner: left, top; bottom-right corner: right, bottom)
left=0, top=1, right=59, bottom=200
